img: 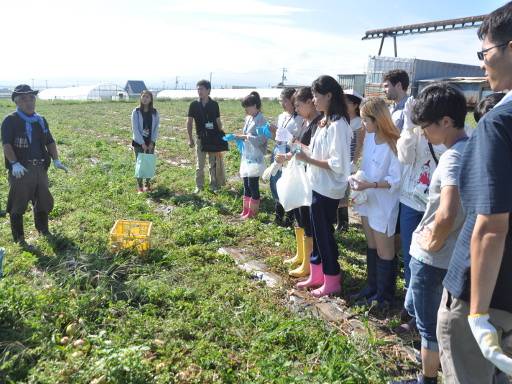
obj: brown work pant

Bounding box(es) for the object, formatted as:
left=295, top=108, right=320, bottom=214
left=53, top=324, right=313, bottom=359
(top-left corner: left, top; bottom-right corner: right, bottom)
left=7, top=164, right=54, bottom=215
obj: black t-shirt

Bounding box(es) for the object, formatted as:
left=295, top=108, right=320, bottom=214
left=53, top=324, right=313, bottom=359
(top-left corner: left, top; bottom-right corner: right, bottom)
left=141, top=110, right=152, bottom=145
left=187, top=98, right=220, bottom=136
left=1, top=112, right=54, bottom=168
left=297, top=114, right=322, bottom=146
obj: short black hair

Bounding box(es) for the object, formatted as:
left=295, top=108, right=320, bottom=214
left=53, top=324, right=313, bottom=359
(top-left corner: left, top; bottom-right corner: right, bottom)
left=241, top=91, right=261, bottom=110
left=412, top=82, right=467, bottom=129
left=311, top=75, right=349, bottom=123
left=196, top=79, right=211, bottom=90
left=474, top=93, right=505, bottom=122
left=383, top=69, right=410, bottom=91
left=478, top=2, right=512, bottom=44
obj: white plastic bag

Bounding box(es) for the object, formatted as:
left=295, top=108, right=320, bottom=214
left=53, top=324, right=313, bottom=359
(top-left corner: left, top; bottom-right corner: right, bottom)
left=349, top=170, right=368, bottom=205
left=276, top=156, right=312, bottom=211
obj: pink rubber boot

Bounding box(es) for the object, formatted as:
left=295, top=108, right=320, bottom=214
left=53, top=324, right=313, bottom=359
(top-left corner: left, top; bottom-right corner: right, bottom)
left=296, top=263, right=324, bottom=289
left=311, top=273, right=342, bottom=298
left=242, top=198, right=260, bottom=220
left=240, top=196, right=251, bottom=217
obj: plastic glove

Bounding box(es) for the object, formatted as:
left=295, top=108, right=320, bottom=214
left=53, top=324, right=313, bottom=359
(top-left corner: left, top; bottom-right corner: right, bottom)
left=262, top=162, right=282, bottom=182
left=468, top=313, right=512, bottom=375
left=403, top=96, right=416, bottom=131
left=11, top=162, right=27, bottom=178
left=256, top=122, right=272, bottom=139
left=53, top=159, right=68, bottom=173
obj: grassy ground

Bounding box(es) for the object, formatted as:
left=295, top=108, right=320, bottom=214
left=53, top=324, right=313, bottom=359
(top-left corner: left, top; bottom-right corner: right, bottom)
left=0, top=98, right=470, bottom=383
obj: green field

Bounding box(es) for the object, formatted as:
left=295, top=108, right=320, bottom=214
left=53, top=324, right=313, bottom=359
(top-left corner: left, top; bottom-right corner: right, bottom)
left=0, top=99, right=473, bottom=383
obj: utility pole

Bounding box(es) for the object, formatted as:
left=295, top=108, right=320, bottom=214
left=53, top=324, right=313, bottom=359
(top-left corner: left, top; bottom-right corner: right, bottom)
left=175, top=76, right=179, bottom=90
left=209, top=72, right=212, bottom=86
left=281, top=68, right=287, bottom=85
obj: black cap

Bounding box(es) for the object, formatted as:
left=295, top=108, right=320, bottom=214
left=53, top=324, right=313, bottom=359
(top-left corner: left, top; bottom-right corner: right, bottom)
left=11, top=84, right=39, bottom=101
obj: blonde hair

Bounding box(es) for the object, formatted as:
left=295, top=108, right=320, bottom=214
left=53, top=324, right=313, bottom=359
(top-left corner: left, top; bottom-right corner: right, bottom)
left=360, top=97, right=400, bottom=155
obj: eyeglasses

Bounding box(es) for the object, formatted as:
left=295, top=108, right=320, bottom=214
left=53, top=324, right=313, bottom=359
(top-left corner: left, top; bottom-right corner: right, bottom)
left=477, top=42, right=509, bottom=60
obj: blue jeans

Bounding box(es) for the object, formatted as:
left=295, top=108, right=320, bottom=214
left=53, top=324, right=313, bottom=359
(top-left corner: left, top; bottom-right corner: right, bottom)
left=399, top=203, right=424, bottom=316
left=409, top=257, right=446, bottom=351
left=269, top=143, right=288, bottom=201
left=309, top=191, right=341, bottom=275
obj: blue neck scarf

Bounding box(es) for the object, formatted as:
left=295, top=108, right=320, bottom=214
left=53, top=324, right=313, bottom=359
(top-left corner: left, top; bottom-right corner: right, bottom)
left=15, top=107, right=47, bottom=144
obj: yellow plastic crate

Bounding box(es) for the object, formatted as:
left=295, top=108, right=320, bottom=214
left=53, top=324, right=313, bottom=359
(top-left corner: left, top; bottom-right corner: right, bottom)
left=109, top=220, right=152, bottom=254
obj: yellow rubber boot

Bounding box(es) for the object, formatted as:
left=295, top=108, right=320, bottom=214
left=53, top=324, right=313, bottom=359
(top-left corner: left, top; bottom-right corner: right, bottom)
left=289, top=235, right=312, bottom=278
left=284, top=227, right=304, bottom=268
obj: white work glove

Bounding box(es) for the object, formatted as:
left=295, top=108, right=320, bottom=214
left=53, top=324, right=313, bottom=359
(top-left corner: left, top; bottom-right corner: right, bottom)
left=11, top=162, right=27, bottom=178
left=403, top=96, right=416, bottom=131
left=262, top=162, right=281, bottom=182
left=53, top=159, right=68, bottom=173
left=468, top=313, right=512, bottom=375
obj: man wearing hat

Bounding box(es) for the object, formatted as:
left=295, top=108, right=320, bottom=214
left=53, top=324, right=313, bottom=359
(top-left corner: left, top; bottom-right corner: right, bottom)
left=1, top=84, right=68, bottom=245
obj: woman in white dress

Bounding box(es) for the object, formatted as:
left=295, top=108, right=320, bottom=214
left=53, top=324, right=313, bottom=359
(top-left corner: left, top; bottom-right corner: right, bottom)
left=352, top=97, right=401, bottom=308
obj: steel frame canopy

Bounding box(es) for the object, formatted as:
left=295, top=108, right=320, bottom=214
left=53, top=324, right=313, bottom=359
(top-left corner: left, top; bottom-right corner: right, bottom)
left=362, top=15, right=487, bottom=57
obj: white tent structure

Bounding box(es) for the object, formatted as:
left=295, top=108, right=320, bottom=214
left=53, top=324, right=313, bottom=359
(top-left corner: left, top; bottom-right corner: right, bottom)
left=157, top=88, right=283, bottom=100
left=38, top=83, right=128, bottom=101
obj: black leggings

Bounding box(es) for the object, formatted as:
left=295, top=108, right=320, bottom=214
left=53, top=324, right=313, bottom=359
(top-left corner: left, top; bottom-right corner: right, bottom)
left=243, top=177, right=260, bottom=199
left=293, top=205, right=312, bottom=237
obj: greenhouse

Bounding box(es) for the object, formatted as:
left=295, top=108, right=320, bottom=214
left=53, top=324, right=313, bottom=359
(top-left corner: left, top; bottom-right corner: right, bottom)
left=38, top=83, right=128, bottom=101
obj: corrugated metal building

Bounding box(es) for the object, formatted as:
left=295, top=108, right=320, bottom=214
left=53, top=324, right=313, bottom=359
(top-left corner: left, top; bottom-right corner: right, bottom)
left=337, top=74, right=366, bottom=96
left=417, top=77, right=491, bottom=107
left=365, top=56, right=484, bottom=97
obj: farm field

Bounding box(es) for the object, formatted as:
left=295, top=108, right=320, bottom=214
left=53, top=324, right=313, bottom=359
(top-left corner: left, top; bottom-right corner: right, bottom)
left=0, top=99, right=475, bottom=383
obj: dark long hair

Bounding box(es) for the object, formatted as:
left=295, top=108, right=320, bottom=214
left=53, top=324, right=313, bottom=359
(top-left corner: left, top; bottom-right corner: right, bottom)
left=241, top=91, right=262, bottom=110
left=139, top=90, right=156, bottom=113
left=311, top=75, right=349, bottom=123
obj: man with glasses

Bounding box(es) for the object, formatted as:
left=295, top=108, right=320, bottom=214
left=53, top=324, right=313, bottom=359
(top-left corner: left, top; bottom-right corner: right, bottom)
left=438, top=2, right=512, bottom=382
left=1, top=85, right=68, bottom=246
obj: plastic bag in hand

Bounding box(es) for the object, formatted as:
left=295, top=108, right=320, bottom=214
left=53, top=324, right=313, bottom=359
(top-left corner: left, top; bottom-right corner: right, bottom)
left=276, top=156, right=312, bottom=211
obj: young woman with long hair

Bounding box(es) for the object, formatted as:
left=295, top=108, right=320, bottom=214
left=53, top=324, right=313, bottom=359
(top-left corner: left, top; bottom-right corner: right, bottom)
left=351, top=97, right=401, bottom=308
left=131, top=90, right=160, bottom=192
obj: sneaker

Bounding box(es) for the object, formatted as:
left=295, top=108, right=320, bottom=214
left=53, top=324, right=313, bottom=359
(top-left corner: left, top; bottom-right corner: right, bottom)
left=193, top=187, right=201, bottom=194
left=393, top=317, right=418, bottom=335
left=137, top=187, right=144, bottom=194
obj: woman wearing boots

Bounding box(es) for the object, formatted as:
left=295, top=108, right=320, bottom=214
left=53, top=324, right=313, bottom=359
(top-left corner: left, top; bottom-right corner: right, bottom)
left=270, top=88, right=303, bottom=227
left=236, top=92, right=268, bottom=219
left=335, top=89, right=364, bottom=232
left=275, top=87, right=322, bottom=278
left=131, top=90, right=160, bottom=193
left=293, top=76, right=352, bottom=297
left=352, top=97, right=401, bottom=308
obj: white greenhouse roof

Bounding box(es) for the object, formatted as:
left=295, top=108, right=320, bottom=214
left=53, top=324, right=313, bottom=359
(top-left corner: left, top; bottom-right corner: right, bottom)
left=157, top=88, right=284, bottom=100
left=39, top=83, right=127, bottom=101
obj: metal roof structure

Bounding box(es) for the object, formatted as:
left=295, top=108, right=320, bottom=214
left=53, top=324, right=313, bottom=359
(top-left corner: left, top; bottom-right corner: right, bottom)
left=362, top=15, right=487, bottom=57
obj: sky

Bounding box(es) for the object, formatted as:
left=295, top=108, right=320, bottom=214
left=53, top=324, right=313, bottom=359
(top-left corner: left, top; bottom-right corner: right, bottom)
left=0, top=0, right=505, bottom=89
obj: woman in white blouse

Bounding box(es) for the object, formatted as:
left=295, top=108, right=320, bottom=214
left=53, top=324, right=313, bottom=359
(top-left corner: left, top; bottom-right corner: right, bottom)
left=294, top=75, right=352, bottom=297
left=352, top=97, right=401, bottom=308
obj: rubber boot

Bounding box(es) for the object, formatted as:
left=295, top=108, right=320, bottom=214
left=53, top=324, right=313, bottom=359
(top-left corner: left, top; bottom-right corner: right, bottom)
left=242, top=198, right=260, bottom=220
left=311, top=273, right=342, bottom=297
left=283, top=227, right=304, bottom=268
left=296, top=262, right=323, bottom=289
left=289, top=235, right=312, bottom=278
left=350, top=248, right=378, bottom=303
left=335, top=207, right=349, bottom=232
left=34, top=211, right=50, bottom=235
left=274, top=202, right=285, bottom=226
left=369, top=257, right=397, bottom=307
left=240, top=196, right=251, bottom=217
left=10, top=214, right=25, bottom=243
